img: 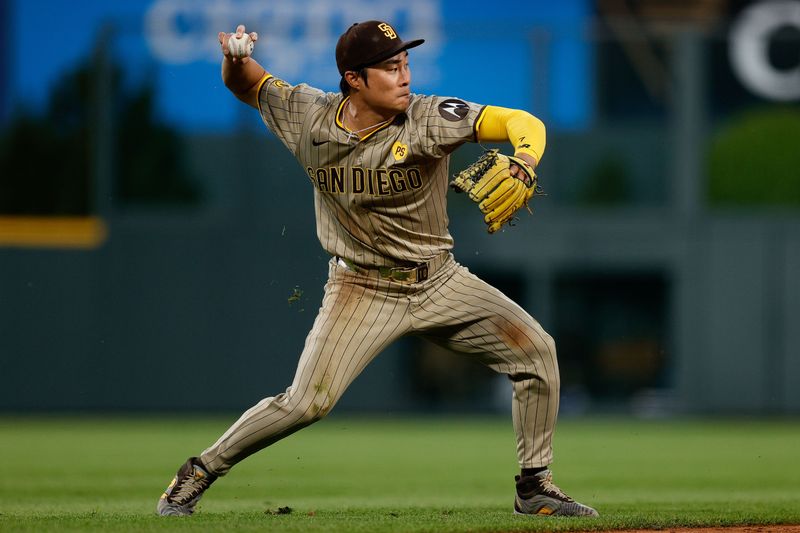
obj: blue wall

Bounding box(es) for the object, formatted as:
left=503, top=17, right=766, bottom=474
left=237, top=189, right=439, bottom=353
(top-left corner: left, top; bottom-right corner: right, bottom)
left=9, top=0, right=592, bottom=131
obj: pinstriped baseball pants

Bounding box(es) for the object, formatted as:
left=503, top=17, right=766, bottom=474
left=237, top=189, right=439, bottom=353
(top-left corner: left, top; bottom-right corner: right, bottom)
left=201, top=254, right=560, bottom=474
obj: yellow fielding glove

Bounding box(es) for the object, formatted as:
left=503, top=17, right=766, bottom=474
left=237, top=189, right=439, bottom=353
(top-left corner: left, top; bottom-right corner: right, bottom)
left=450, top=149, right=541, bottom=234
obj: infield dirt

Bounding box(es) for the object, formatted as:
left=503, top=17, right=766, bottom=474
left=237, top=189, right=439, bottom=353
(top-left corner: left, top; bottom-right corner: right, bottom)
left=596, top=526, right=800, bottom=533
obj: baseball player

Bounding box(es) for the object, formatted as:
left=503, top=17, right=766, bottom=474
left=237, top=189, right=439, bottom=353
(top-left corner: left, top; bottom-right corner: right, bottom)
left=157, top=21, right=598, bottom=518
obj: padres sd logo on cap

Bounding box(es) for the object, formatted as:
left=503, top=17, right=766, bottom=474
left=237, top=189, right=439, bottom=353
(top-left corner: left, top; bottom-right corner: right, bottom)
left=335, top=20, right=425, bottom=76
left=378, top=23, right=397, bottom=39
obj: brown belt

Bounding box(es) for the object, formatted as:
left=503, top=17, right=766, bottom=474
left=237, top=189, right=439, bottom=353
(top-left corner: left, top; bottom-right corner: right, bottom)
left=337, top=252, right=449, bottom=284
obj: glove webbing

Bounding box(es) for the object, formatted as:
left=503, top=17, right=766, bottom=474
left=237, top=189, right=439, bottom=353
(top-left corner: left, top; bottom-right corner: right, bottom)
left=453, top=149, right=500, bottom=191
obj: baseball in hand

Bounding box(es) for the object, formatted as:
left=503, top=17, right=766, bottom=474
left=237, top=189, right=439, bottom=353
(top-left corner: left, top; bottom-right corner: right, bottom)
left=228, top=33, right=254, bottom=59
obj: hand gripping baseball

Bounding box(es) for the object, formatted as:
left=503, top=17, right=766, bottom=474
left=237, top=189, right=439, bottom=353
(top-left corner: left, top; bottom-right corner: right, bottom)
left=218, top=25, right=258, bottom=63
left=450, top=149, right=541, bottom=234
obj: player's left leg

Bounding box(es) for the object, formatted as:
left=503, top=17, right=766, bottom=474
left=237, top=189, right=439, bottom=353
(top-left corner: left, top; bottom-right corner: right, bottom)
left=412, top=262, right=559, bottom=467
left=413, top=262, right=598, bottom=517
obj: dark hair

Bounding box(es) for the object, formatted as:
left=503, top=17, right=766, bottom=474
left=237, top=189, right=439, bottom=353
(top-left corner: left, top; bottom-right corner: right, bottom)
left=339, top=68, right=369, bottom=95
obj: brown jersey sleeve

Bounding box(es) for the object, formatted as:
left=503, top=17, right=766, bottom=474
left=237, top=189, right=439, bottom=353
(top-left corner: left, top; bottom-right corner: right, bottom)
left=407, top=95, right=486, bottom=158
left=257, top=76, right=328, bottom=155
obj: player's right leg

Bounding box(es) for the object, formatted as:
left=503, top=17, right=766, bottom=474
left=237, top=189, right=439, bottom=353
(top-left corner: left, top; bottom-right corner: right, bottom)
left=156, top=260, right=412, bottom=515
left=157, top=457, right=216, bottom=516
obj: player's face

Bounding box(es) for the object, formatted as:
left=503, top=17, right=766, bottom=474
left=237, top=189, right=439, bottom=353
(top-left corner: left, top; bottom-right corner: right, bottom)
left=362, top=51, right=412, bottom=114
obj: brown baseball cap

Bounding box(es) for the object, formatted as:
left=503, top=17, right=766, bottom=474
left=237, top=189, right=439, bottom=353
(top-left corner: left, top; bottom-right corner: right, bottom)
left=335, top=20, right=424, bottom=76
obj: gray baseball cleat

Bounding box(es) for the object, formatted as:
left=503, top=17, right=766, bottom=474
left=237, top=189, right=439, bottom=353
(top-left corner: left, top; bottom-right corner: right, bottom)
left=157, top=457, right=217, bottom=516
left=513, top=469, right=599, bottom=517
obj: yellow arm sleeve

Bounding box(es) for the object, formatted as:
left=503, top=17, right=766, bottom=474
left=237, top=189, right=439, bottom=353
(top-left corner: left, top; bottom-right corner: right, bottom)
left=475, top=105, right=546, bottom=165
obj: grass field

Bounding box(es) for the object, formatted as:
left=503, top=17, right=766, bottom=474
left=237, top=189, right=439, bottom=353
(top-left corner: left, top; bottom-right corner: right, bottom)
left=0, top=415, right=798, bottom=532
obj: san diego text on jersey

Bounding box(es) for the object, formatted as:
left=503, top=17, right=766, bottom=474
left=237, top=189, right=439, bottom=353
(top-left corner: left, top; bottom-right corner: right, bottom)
left=305, top=165, right=424, bottom=196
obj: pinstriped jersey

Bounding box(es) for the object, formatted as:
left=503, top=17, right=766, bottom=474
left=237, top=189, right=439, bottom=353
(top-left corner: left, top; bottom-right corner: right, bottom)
left=257, top=75, right=484, bottom=268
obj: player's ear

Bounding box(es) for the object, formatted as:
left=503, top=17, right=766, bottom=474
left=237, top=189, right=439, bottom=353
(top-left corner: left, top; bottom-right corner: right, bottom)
left=344, top=71, right=360, bottom=91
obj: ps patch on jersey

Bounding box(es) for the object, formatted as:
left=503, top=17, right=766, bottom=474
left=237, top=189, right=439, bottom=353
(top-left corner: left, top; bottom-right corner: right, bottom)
left=438, top=99, right=469, bottom=122
left=391, top=141, right=409, bottom=162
